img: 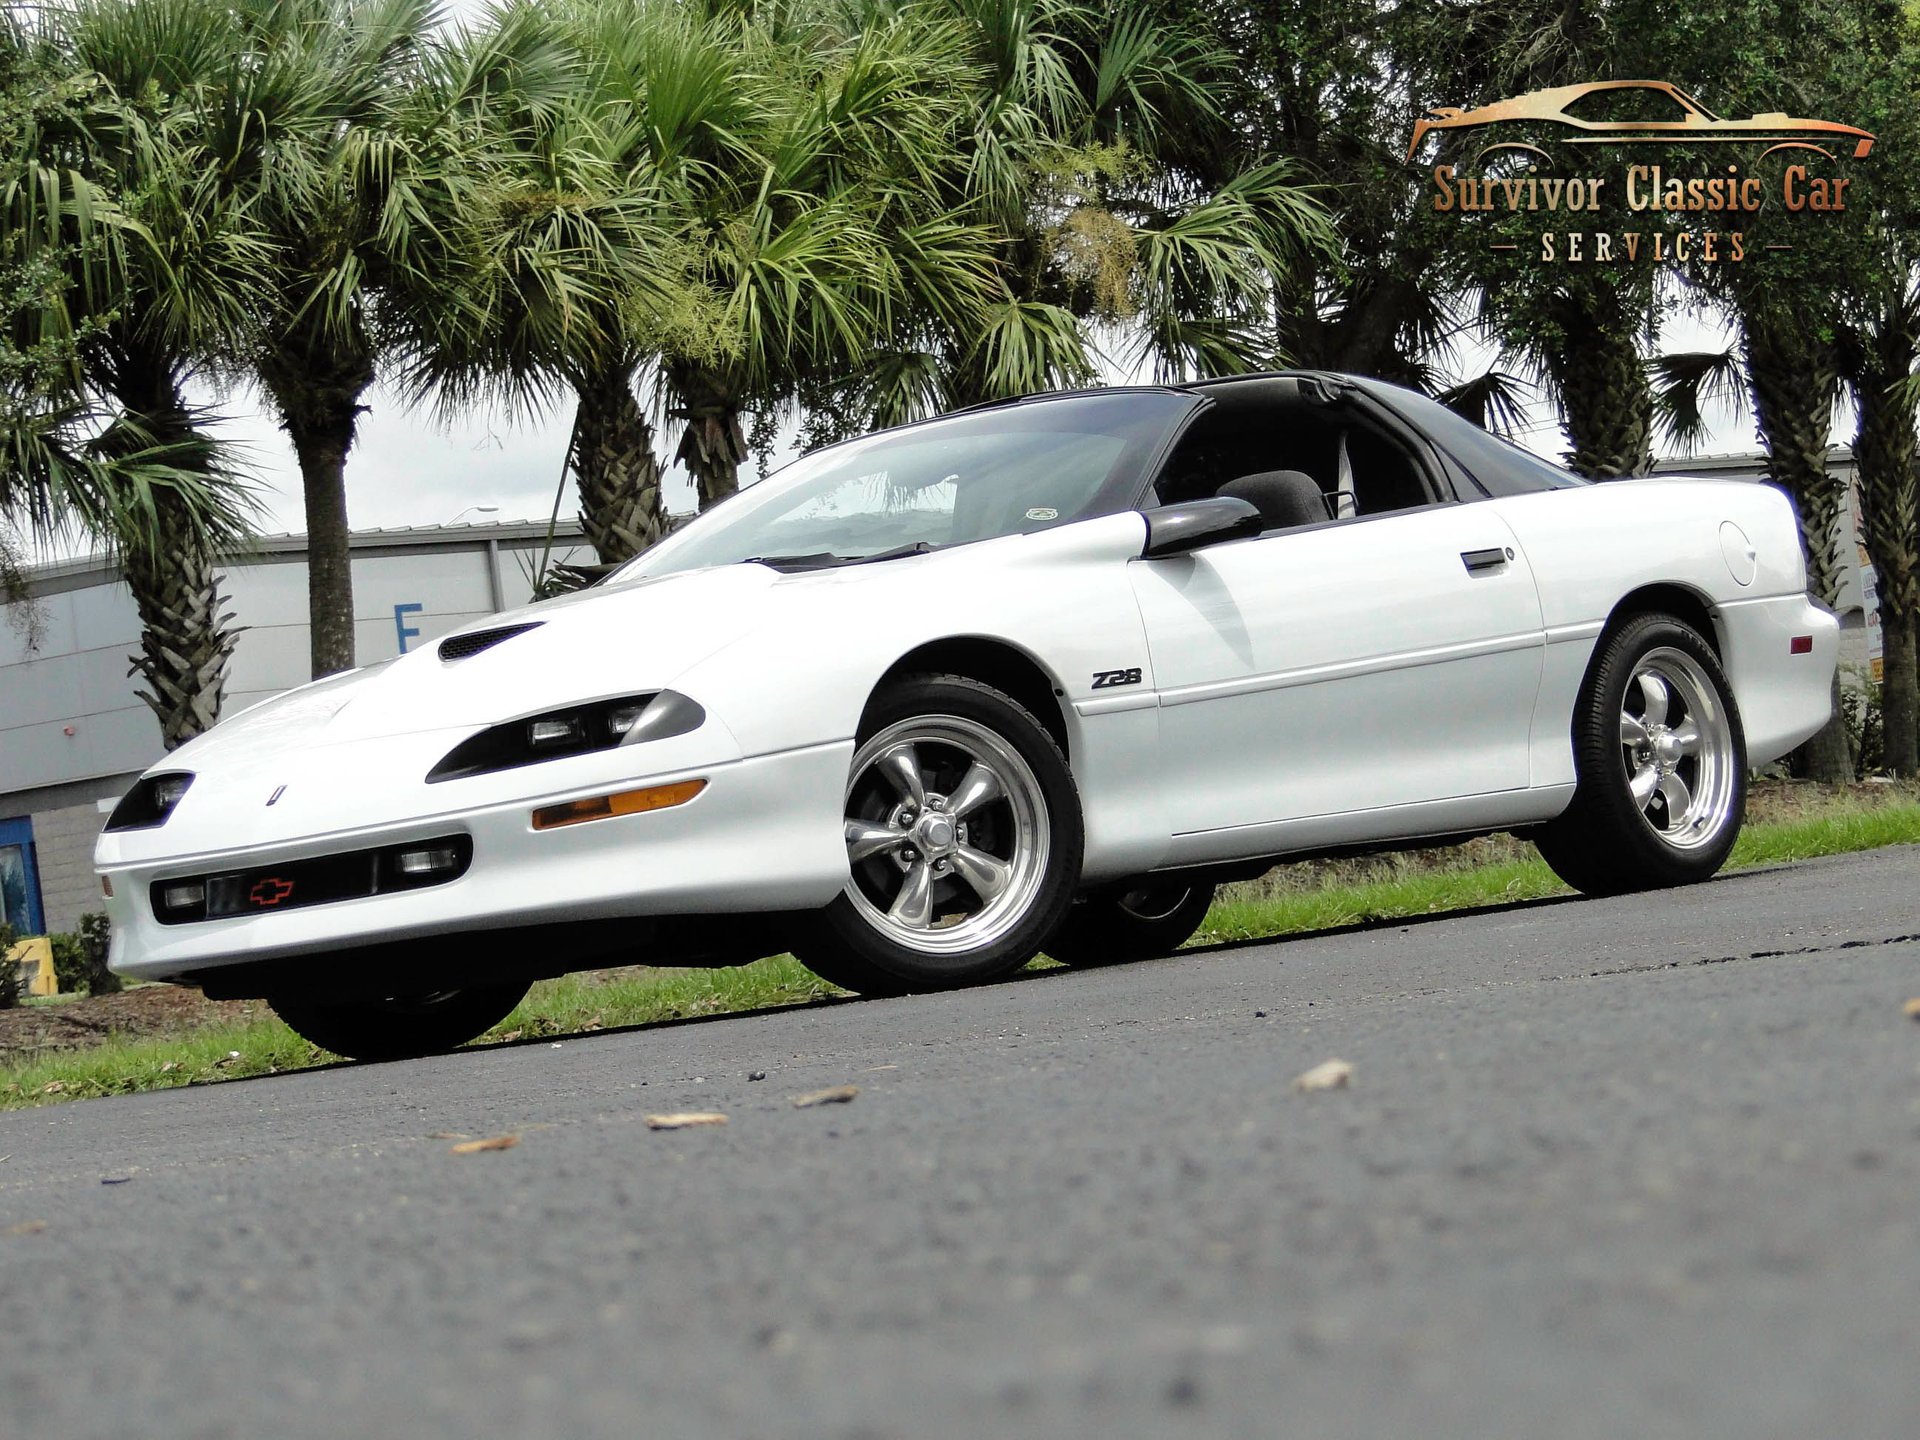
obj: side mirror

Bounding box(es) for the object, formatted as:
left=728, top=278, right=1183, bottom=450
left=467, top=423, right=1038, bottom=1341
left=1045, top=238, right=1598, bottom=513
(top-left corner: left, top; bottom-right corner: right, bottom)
left=1139, top=497, right=1265, bottom=558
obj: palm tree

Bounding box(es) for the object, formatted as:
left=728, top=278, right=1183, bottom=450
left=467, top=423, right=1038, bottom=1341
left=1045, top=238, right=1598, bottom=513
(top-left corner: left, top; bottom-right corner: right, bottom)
left=415, top=0, right=782, bottom=558
left=5, top=3, right=257, bottom=747
left=391, top=3, right=686, bottom=565
left=882, top=0, right=1335, bottom=396
left=203, top=0, right=457, bottom=679
left=656, top=4, right=1006, bottom=508
left=1652, top=312, right=1854, bottom=781
left=451, top=0, right=1022, bottom=550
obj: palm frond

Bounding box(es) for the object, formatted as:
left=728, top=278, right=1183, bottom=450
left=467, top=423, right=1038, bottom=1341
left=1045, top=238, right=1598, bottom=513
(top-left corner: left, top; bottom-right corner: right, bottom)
left=1434, top=370, right=1533, bottom=438
left=967, top=297, right=1094, bottom=398
left=1651, top=348, right=1747, bottom=455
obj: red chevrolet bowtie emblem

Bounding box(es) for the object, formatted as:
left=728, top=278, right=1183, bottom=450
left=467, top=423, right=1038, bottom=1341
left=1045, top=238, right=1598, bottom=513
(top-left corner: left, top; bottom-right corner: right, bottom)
left=249, top=877, right=295, bottom=907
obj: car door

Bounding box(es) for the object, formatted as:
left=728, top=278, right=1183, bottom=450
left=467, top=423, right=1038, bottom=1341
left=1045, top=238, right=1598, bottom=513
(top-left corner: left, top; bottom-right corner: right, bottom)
left=1129, top=501, right=1546, bottom=859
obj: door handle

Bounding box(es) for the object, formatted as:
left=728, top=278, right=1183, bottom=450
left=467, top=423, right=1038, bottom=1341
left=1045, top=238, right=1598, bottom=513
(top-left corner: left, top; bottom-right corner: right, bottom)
left=1461, top=546, right=1512, bottom=574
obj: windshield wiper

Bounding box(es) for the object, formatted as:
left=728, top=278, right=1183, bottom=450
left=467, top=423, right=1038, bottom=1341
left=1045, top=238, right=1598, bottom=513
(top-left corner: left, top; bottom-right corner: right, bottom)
left=849, top=540, right=936, bottom=565
left=742, top=541, right=936, bottom=572
left=740, top=551, right=843, bottom=571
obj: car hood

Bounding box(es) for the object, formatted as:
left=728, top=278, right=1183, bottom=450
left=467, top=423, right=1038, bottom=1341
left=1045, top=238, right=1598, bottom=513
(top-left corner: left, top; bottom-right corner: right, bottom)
left=168, top=563, right=785, bottom=771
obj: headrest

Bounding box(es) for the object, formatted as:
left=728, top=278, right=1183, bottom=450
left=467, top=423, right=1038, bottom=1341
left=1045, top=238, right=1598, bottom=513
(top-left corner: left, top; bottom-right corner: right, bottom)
left=1216, top=470, right=1330, bottom=531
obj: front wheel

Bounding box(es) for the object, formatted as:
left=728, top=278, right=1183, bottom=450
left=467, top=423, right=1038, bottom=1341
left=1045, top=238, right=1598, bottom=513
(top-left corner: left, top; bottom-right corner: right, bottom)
left=1048, top=880, right=1217, bottom=967
left=270, top=982, right=530, bottom=1062
left=1533, top=613, right=1746, bottom=896
left=795, top=674, right=1082, bottom=995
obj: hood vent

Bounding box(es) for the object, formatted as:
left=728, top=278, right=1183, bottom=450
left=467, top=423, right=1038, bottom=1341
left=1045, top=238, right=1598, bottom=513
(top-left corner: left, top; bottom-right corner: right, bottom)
left=438, top=621, right=543, bottom=662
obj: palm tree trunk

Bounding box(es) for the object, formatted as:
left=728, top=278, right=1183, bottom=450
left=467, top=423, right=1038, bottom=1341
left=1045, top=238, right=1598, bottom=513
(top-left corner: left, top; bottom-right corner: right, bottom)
left=125, top=491, right=237, bottom=750
left=259, top=348, right=374, bottom=680
left=570, top=365, right=667, bottom=565
left=669, top=363, right=748, bottom=511
left=1851, top=309, right=1919, bottom=776
left=115, top=378, right=237, bottom=749
left=1544, top=290, right=1655, bottom=480
left=1882, top=606, right=1918, bottom=776
left=1743, top=305, right=1853, bottom=781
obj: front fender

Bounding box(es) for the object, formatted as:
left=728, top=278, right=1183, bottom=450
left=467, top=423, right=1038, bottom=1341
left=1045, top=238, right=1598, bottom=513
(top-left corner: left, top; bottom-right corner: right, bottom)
left=674, top=511, right=1173, bottom=880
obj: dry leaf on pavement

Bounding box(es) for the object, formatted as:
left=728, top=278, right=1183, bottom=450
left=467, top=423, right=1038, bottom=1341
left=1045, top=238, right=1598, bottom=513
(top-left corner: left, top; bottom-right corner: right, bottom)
left=1292, top=1059, right=1354, bottom=1092
left=5, top=1220, right=48, bottom=1236
left=645, top=1112, right=728, bottom=1130
left=450, top=1134, right=520, bottom=1154
left=1902, top=998, right=1920, bottom=1020
left=791, top=1085, right=860, bottom=1109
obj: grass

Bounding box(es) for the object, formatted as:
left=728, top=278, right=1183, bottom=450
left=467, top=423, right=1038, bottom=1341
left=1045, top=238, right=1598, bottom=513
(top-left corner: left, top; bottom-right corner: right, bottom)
left=0, top=956, right=836, bottom=1110
left=1200, top=789, right=1920, bottom=942
left=4, top=785, right=1917, bottom=1111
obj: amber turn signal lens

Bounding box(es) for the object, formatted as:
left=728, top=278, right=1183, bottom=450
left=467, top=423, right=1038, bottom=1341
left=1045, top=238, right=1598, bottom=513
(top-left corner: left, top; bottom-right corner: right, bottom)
left=531, top=778, right=707, bottom=831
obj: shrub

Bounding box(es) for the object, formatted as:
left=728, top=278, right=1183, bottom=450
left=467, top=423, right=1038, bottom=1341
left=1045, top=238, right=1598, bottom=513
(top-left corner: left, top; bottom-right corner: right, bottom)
left=78, top=912, right=118, bottom=995
left=1839, top=669, right=1886, bottom=778
left=45, top=914, right=118, bottom=996
left=0, top=920, right=20, bottom=1010
left=49, top=931, right=87, bottom=994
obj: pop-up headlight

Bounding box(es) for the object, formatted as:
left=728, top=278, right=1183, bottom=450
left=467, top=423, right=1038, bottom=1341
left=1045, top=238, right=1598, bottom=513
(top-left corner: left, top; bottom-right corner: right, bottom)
left=105, top=772, right=196, bottom=831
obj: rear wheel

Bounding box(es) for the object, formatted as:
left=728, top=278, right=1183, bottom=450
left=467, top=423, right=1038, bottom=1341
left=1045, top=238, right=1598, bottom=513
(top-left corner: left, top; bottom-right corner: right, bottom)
left=1048, top=880, right=1216, bottom=966
left=270, top=982, right=530, bottom=1062
left=1533, top=613, right=1745, bottom=896
left=796, top=674, right=1082, bottom=995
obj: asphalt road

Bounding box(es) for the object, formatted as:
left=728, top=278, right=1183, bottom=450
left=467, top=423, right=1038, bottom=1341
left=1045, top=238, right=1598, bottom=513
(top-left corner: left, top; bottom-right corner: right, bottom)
left=5, top=846, right=1920, bottom=1440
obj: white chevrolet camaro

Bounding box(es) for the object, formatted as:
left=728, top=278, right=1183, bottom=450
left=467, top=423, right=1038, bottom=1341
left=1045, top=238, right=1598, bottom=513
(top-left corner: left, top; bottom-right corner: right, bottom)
left=96, top=373, right=1837, bottom=1059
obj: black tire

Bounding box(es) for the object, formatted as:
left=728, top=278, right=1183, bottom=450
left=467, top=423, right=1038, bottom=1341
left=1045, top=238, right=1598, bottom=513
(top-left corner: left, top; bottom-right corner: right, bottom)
left=796, top=673, right=1082, bottom=995
left=1533, top=613, right=1746, bottom=897
left=270, top=981, right=530, bottom=1062
left=1047, top=879, right=1216, bottom=967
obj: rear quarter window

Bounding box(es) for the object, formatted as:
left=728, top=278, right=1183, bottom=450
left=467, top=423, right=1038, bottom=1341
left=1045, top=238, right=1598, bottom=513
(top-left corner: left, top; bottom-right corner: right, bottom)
left=1360, top=382, right=1588, bottom=497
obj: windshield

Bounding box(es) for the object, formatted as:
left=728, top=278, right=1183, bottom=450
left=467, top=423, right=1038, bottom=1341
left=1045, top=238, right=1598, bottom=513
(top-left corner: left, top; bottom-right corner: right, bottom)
left=610, top=389, right=1200, bottom=581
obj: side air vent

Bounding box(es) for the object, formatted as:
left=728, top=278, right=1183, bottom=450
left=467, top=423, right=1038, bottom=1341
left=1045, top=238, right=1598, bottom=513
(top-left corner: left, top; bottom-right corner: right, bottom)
left=438, top=622, right=542, bottom=662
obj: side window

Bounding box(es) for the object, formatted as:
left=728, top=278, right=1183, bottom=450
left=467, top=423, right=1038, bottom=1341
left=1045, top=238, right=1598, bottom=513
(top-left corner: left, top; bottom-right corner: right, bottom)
left=1152, top=411, right=1340, bottom=508
left=1151, top=404, right=1443, bottom=525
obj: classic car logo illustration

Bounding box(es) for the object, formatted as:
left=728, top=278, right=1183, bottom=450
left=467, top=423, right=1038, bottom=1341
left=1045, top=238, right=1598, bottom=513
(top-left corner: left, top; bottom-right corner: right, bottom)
left=1406, top=79, right=1875, bottom=163
left=248, top=877, right=296, bottom=907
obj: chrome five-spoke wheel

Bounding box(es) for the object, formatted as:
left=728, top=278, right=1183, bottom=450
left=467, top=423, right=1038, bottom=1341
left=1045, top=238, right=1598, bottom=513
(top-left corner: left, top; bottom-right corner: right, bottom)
left=1618, top=647, right=1739, bottom=849
left=842, top=716, right=1049, bottom=954
left=797, top=674, right=1083, bottom=994
left=1535, top=613, right=1747, bottom=896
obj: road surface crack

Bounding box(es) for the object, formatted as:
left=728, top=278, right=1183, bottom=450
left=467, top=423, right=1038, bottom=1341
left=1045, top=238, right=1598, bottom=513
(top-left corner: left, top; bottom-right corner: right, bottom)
left=1579, top=931, right=1920, bottom=980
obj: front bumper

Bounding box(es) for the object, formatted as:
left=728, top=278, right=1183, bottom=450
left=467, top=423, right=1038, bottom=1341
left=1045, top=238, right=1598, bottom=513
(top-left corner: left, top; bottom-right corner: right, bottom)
left=99, top=739, right=854, bottom=986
